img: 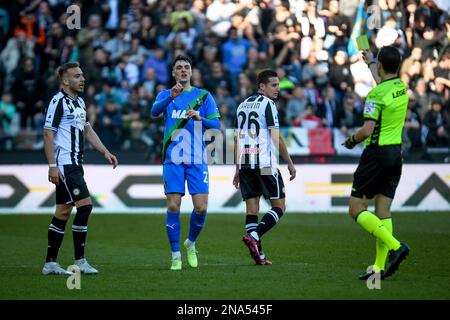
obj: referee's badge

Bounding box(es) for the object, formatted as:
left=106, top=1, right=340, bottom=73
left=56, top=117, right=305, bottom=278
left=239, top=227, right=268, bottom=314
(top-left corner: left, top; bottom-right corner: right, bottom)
left=73, top=188, right=80, bottom=196
left=364, top=101, right=376, bottom=115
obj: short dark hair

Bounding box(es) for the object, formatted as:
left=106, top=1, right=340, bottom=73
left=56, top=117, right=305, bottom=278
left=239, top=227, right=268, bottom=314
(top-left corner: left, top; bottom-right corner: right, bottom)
left=171, top=54, right=192, bottom=70
left=378, top=46, right=401, bottom=74
left=57, top=61, right=80, bottom=79
left=257, top=69, right=278, bottom=89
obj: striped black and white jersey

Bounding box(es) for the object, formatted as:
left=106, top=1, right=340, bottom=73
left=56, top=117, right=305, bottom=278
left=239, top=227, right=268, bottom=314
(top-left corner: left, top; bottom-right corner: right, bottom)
left=236, top=94, right=280, bottom=170
left=44, top=89, right=89, bottom=166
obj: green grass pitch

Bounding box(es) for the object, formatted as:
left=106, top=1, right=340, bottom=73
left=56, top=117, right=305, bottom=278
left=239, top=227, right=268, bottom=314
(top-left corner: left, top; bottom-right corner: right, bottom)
left=0, top=212, right=449, bottom=300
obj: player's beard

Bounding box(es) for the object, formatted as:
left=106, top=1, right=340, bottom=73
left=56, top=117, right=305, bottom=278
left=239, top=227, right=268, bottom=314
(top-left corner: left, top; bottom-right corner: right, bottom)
left=74, top=84, right=85, bottom=94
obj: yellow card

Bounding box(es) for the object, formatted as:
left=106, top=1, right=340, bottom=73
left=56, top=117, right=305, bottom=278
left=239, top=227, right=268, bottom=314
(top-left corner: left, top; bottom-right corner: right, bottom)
left=355, top=34, right=370, bottom=51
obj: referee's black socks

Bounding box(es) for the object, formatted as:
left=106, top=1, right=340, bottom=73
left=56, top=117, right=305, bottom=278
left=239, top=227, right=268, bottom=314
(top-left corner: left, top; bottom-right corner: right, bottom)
left=46, top=216, right=68, bottom=262
left=254, top=207, right=284, bottom=239
left=72, top=205, right=92, bottom=260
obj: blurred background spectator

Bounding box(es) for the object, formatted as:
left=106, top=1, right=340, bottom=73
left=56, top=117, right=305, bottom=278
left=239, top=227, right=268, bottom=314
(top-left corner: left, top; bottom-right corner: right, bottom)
left=0, top=0, right=448, bottom=162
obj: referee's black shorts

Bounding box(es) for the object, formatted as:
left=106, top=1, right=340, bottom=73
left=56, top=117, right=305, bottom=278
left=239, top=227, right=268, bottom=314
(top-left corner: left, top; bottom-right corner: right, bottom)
left=56, top=164, right=90, bottom=205
left=239, top=168, right=285, bottom=201
left=351, top=145, right=402, bottom=200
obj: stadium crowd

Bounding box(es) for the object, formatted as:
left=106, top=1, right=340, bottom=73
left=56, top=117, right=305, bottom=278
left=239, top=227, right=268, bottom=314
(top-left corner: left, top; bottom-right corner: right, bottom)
left=0, top=0, right=449, bottom=162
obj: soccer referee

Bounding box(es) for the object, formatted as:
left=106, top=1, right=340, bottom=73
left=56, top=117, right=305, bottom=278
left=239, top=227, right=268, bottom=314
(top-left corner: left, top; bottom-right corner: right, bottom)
left=343, top=46, right=410, bottom=280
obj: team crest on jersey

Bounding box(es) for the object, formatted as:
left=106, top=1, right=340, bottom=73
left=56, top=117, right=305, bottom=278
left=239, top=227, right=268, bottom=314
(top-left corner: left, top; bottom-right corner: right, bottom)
left=73, top=188, right=80, bottom=196
left=364, top=101, right=375, bottom=115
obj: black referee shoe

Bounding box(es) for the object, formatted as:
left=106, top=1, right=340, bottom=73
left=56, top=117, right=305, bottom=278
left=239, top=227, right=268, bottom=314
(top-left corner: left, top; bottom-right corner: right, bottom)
left=359, top=269, right=385, bottom=280
left=384, top=243, right=410, bottom=278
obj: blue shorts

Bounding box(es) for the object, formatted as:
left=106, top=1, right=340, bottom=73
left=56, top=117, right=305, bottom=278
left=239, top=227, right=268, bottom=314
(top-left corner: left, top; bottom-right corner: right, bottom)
left=163, top=163, right=209, bottom=195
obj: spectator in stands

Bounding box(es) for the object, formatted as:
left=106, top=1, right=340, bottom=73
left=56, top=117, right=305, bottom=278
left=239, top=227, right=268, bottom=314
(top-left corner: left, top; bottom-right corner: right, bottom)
left=423, top=99, right=450, bottom=147
left=77, top=14, right=103, bottom=84
left=413, top=78, right=431, bottom=120
left=286, top=86, right=308, bottom=126
left=0, top=0, right=448, bottom=160
left=95, top=81, right=125, bottom=110
left=401, top=47, right=423, bottom=76
left=0, top=92, right=17, bottom=150
left=213, top=81, right=237, bottom=120
left=276, top=66, right=295, bottom=100
left=138, top=15, right=158, bottom=50
left=329, top=49, right=353, bottom=104
left=122, top=96, right=145, bottom=150
left=403, top=103, right=423, bottom=152
left=0, top=31, right=34, bottom=89
left=60, top=35, right=80, bottom=64
left=104, top=29, right=131, bottom=62
left=350, top=55, right=374, bottom=99
left=317, top=86, right=340, bottom=128
left=302, top=51, right=328, bottom=90
left=296, top=104, right=322, bottom=128
left=142, top=46, right=169, bottom=85
left=206, top=0, right=237, bottom=38
left=415, top=27, right=443, bottom=61
left=169, top=2, right=194, bottom=31
left=167, top=17, right=197, bottom=53
left=97, top=99, right=123, bottom=149
left=11, top=57, right=46, bottom=129
left=320, top=0, right=351, bottom=56
left=142, top=67, right=158, bottom=101
left=14, top=10, right=46, bottom=54
left=114, top=52, right=139, bottom=87
left=338, top=94, right=364, bottom=137
left=235, top=71, right=254, bottom=103
left=221, top=27, right=252, bottom=93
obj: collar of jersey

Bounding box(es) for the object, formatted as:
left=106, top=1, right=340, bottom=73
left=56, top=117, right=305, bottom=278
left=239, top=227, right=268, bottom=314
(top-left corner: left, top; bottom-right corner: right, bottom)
left=60, top=88, right=77, bottom=100
left=182, top=87, right=196, bottom=93
left=379, top=76, right=400, bottom=85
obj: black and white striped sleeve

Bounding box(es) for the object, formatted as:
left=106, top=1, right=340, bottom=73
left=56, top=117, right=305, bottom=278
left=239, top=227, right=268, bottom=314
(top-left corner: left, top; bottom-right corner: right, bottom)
left=265, top=100, right=279, bottom=129
left=78, top=97, right=90, bottom=127
left=44, top=97, right=64, bottom=131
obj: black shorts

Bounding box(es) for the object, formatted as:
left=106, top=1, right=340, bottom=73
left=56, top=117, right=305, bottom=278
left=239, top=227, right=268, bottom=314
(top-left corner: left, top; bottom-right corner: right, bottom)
left=351, top=145, right=402, bottom=199
left=239, top=168, right=285, bottom=201
left=56, top=165, right=90, bottom=205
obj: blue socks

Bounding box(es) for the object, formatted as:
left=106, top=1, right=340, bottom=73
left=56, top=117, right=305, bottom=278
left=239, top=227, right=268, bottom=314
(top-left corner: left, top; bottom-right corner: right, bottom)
left=188, top=210, right=206, bottom=242
left=166, top=210, right=206, bottom=252
left=166, top=211, right=181, bottom=252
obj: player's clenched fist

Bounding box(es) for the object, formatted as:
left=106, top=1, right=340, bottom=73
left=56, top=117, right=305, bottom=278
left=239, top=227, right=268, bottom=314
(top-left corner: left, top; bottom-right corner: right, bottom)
left=171, top=83, right=184, bottom=99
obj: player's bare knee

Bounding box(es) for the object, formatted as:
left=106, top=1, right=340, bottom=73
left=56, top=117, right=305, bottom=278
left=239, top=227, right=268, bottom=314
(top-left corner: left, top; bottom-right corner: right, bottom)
left=55, top=206, right=72, bottom=220
left=270, top=200, right=285, bottom=213
left=167, top=200, right=180, bottom=212
left=194, top=204, right=207, bottom=214
left=168, top=203, right=180, bottom=212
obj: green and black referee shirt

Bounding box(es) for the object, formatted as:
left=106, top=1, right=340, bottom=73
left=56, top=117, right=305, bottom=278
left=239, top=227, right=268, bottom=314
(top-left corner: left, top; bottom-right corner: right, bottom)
left=363, top=77, right=409, bottom=148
